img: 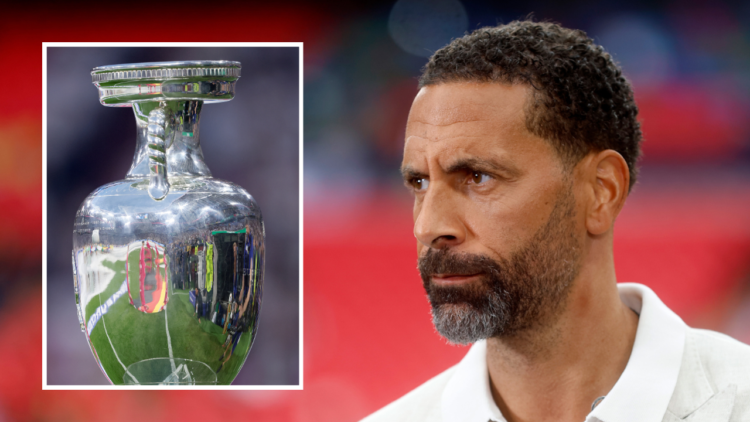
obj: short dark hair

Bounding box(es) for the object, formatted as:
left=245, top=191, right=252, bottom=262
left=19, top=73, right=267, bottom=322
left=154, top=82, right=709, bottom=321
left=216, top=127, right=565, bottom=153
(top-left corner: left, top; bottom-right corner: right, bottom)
left=419, top=20, right=642, bottom=191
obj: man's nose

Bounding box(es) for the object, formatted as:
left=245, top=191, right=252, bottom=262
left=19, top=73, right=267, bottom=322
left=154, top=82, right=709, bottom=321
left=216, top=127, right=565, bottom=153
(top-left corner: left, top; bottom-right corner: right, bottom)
left=414, top=183, right=465, bottom=249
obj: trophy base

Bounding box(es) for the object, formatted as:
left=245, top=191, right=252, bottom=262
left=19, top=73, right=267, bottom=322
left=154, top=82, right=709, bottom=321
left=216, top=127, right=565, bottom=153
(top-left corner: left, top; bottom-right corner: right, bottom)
left=123, top=358, right=217, bottom=385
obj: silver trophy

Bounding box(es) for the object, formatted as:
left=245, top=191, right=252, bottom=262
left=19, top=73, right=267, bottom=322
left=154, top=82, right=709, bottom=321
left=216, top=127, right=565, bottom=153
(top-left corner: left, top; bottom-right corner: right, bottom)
left=72, top=61, right=264, bottom=385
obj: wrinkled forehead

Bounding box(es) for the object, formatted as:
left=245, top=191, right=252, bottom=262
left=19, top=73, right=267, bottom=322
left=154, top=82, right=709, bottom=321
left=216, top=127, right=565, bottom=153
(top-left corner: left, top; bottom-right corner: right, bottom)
left=406, top=82, right=530, bottom=130
left=403, top=82, right=546, bottom=165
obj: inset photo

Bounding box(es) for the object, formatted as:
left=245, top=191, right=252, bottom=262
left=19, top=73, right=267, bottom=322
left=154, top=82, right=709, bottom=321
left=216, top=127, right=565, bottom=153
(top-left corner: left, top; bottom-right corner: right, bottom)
left=43, top=44, right=301, bottom=388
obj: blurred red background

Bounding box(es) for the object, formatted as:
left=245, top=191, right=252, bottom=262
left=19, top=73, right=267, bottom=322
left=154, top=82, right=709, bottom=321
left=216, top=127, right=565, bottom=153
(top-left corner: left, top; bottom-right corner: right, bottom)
left=3, top=1, right=750, bottom=421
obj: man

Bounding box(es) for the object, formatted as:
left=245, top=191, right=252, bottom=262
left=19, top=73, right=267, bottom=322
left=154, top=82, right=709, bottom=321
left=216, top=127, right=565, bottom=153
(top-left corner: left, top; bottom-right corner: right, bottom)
left=239, top=226, right=255, bottom=319
left=205, top=234, right=214, bottom=295
left=189, top=244, right=198, bottom=290
left=363, top=21, right=750, bottom=422
left=233, top=241, right=239, bottom=299
left=193, top=286, right=203, bottom=323
left=217, top=301, right=242, bottom=374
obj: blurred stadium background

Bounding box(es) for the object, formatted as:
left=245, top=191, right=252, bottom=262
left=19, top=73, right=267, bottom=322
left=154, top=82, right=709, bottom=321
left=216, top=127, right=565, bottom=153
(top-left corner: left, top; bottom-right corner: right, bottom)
left=2, top=0, right=750, bottom=420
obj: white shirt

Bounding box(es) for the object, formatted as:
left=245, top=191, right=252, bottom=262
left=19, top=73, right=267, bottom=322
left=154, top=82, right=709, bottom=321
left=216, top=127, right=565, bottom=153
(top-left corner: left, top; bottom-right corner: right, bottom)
left=442, top=283, right=685, bottom=422
left=362, top=283, right=750, bottom=422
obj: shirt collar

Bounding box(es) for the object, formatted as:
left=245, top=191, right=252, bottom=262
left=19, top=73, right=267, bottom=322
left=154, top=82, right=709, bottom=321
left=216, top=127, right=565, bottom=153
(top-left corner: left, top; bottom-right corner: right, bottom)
left=441, top=283, right=687, bottom=422
left=442, top=339, right=504, bottom=422
left=588, top=283, right=686, bottom=422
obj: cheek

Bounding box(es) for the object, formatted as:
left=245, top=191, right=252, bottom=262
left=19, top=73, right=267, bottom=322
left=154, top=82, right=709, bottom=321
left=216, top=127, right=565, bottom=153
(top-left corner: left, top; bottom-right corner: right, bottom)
left=463, top=203, right=518, bottom=256
left=464, top=188, right=553, bottom=256
left=413, top=200, right=424, bottom=254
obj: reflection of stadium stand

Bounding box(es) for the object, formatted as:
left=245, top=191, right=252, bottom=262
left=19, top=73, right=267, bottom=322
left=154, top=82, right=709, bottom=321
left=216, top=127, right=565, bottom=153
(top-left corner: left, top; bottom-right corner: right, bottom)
left=212, top=230, right=247, bottom=304
left=193, top=229, right=249, bottom=329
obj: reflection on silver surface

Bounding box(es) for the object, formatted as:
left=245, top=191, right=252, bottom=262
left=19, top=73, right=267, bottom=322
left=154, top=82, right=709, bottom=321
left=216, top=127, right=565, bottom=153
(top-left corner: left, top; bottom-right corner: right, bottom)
left=73, top=61, right=265, bottom=385
left=91, top=60, right=241, bottom=106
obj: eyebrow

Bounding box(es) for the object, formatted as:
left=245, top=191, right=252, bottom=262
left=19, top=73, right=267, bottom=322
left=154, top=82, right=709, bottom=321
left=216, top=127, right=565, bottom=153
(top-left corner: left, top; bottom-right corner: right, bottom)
left=400, top=156, right=521, bottom=182
left=400, top=165, right=425, bottom=181
left=444, top=157, right=521, bottom=178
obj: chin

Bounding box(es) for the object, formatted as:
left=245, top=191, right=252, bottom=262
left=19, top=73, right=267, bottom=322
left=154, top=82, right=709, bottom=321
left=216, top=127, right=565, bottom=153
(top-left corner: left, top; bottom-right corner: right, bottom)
left=434, top=302, right=473, bottom=313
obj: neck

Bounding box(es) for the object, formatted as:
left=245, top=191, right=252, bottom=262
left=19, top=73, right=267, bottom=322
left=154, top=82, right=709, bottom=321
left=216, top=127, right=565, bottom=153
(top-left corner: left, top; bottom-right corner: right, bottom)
left=486, top=235, right=639, bottom=422
left=127, top=100, right=211, bottom=178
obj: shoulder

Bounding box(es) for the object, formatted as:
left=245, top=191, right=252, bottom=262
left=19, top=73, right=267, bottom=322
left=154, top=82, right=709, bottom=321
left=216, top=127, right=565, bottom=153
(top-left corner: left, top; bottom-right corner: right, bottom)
left=688, top=328, right=750, bottom=382
left=360, top=365, right=457, bottom=422
left=683, top=328, right=750, bottom=419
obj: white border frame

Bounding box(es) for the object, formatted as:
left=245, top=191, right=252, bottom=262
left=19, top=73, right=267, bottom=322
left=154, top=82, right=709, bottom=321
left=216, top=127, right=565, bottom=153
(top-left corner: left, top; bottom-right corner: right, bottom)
left=42, top=42, right=304, bottom=390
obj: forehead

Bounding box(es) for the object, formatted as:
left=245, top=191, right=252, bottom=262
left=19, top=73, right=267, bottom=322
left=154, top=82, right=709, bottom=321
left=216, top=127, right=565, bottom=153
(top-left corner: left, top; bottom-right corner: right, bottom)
left=407, top=81, right=528, bottom=128
left=403, top=82, right=555, bottom=168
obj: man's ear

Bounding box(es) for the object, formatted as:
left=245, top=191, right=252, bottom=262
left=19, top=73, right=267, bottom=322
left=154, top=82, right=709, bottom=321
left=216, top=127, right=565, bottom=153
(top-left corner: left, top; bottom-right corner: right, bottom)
left=582, top=150, right=630, bottom=236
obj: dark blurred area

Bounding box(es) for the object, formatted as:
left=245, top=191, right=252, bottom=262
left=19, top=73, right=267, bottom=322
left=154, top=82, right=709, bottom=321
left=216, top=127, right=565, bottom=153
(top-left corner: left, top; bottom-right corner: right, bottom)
left=46, top=47, right=300, bottom=385
left=0, top=0, right=749, bottom=421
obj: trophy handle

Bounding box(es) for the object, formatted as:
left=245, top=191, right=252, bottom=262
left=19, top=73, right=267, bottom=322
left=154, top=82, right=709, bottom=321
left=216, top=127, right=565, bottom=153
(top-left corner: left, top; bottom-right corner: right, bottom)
left=147, top=103, right=173, bottom=200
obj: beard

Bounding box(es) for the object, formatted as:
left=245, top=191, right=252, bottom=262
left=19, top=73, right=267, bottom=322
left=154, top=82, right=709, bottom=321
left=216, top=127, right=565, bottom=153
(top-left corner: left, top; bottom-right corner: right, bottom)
left=418, top=183, right=581, bottom=345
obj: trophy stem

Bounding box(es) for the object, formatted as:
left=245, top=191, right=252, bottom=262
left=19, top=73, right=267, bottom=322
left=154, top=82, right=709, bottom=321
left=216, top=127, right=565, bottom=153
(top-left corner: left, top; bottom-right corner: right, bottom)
left=128, top=100, right=211, bottom=179
left=146, top=103, right=172, bottom=200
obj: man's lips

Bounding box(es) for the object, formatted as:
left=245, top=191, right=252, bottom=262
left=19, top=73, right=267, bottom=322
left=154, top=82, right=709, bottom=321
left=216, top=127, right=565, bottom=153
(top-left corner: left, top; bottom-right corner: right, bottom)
left=430, top=273, right=482, bottom=286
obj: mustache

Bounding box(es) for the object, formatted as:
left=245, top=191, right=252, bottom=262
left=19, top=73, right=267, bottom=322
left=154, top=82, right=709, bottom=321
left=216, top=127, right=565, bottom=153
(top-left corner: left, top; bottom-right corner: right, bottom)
left=418, top=248, right=501, bottom=281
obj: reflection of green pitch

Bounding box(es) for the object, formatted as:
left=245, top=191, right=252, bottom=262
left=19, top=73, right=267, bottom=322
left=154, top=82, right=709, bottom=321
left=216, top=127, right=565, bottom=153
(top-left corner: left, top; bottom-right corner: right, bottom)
left=85, top=256, right=138, bottom=383
left=168, top=291, right=245, bottom=385
left=84, top=250, right=246, bottom=384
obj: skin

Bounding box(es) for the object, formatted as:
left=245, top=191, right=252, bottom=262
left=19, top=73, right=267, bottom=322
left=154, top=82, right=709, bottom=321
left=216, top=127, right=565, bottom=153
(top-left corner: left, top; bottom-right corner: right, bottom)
left=402, top=82, right=639, bottom=422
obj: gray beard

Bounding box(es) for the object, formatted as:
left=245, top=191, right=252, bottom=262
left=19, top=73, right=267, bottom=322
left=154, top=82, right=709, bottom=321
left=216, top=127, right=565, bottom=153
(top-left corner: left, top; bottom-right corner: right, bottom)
left=430, top=295, right=511, bottom=345
left=420, top=183, right=580, bottom=345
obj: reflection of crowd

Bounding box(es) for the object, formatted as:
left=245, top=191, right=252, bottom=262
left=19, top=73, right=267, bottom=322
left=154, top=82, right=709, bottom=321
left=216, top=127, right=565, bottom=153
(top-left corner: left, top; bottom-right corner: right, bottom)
left=84, top=244, right=99, bottom=292
left=81, top=243, right=114, bottom=298
left=217, top=301, right=239, bottom=373
left=162, top=224, right=262, bottom=373
left=217, top=224, right=263, bottom=373
left=171, top=236, right=211, bottom=318
left=169, top=226, right=259, bottom=323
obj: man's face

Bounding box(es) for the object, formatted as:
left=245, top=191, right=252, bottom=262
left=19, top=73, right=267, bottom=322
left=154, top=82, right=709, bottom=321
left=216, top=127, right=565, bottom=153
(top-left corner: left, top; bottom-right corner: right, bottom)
left=402, top=82, right=583, bottom=344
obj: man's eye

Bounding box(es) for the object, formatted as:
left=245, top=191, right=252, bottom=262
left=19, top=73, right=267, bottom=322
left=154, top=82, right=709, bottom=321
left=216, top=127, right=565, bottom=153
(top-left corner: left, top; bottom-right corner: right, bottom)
left=470, top=172, right=491, bottom=185
left=411, top=178, right=429, bottom=191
